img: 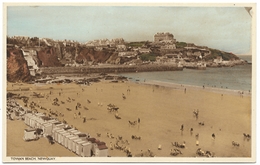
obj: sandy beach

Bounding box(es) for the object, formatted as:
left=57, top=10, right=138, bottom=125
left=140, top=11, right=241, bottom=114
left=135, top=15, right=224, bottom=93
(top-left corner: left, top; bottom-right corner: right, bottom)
left=5, top=80, right=251, bottom=158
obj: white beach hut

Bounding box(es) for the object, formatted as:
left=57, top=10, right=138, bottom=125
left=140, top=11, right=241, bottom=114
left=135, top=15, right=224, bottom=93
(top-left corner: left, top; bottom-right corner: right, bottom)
left=64, top=135, right=76, bottom=148
left=29, top=116, right=40, bottom=128
left=51, top=127, right=61, bottom=139
left=93, top=142, right=108, bottom=157
left=60, top=132, right=70, bottom=146
left=81, top=142, right=92, bottom=157
left=57, top=130, right=67, bottom=144
left=75, top=140, right=87, bottom=156
left=72, top=138, right=83, bottom=152
left=35, top=118, right=46, bottom=129
left=24, top=113, right=33, bottom=125
left=42, top=123, right=52, bottom=136
left=54, top=129, right=64, bottom=142
left=23, top=128, right=38, bottom=141
left=68, top=136, right=79, bottom=151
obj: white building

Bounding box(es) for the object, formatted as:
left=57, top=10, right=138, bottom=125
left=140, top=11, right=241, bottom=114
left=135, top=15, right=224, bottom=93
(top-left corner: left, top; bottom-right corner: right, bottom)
left=118, top=51, right=137, bottom=58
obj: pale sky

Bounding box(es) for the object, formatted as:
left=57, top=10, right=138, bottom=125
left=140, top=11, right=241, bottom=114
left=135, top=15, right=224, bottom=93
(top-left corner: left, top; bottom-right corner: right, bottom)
left=7, top=5, right=252, bottom=55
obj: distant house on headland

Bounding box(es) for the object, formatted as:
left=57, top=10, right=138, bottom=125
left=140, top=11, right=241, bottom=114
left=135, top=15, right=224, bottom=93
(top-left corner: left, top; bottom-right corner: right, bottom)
left=116, top=44, right=127, bottom=51
left=118, top=51, right=137, bottom=58
left=154, top=32, right=176, bottom=43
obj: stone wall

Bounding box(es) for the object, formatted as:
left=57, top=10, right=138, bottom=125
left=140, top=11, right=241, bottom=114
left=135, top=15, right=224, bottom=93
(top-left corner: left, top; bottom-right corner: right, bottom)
left=39, top=64, right=183, bottom=75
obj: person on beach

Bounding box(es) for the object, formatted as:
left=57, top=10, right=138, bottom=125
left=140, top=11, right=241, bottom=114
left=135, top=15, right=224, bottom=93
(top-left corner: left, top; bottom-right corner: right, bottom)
left=180, top=124, right=184, bottom=131
left=158, top=144, right=162, bottom=150
left=212, top=133, right=215, bottom=140
left=140, top=150, right=143, bottom=157
left=196, top=140, right=199, bottom=146
left=190, top=128, right=193, bottom=135
left=195, top=133, right=199, bottom=139
left=78, top=111, right=81, bottom=118
left=184, top=88, right=186, bottom=94
left=109, top=142, right=113, bottom=150
left=76, top=105, right=78, bottom=110
left=83, top=116, right=86, bottom=123
left=138, top=118, right=140, bottom=124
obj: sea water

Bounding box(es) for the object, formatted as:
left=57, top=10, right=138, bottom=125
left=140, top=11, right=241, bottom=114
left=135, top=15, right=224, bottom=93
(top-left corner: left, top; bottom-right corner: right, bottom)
left=119, top=55, right=252, bottom=91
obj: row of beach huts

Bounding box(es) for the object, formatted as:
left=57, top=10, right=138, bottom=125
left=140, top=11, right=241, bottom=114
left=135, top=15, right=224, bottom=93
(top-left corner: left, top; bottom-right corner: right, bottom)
left=23, top=112, right=108, bottom=157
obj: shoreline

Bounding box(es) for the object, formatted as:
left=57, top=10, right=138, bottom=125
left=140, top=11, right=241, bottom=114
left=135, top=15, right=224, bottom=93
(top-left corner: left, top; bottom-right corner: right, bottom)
left=140, top=80, right=251, bottom=97
left=7, top=75, right=252, bottom=98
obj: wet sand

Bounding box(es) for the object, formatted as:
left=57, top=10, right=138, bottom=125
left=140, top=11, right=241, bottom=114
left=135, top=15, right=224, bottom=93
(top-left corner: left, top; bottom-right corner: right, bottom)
left=5, top=80, right=251, bottom=157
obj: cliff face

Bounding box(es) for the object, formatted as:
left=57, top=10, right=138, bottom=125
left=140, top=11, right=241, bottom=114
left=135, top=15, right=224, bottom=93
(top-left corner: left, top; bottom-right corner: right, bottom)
left=7, top=48, right=31, bottom=82
left=35, top=46, right=115, bottom=66
left=37, top=47, right=63, bottom=67
left=75, top=47, right=114, bottom=64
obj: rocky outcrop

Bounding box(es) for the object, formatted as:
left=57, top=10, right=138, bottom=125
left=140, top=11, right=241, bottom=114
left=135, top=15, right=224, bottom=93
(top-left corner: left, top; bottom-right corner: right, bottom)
left=7, top=48, right=31, bottom=82
left=37, top=47, right=63, bottom=67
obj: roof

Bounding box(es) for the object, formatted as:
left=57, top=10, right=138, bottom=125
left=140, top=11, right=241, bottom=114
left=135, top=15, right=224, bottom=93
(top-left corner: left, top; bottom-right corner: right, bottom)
left=87, top=138, right=96, bottom=143
left=97, top=142, right=106, bottom=146
left=97, top=144, right=108, bottom=150
left=24, top=128, right=36, bottom=132
left=88, top=138, right=100, bottom=143
left=63, top=127, right=73, bottom=130
left=78, top=133, right=87, bottom=137
left=53, top=122, right=62, bottom=125
left=41, top=116, right=52, bottom=121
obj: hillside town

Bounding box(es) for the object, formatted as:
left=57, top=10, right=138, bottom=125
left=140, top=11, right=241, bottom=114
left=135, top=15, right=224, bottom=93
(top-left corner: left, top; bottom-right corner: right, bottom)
left=7, top=32, right=247, bottom=81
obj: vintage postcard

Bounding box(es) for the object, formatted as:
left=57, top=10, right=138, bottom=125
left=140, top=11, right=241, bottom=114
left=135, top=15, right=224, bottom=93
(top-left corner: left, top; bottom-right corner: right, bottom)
left=2, top=2, right=256, bottom=163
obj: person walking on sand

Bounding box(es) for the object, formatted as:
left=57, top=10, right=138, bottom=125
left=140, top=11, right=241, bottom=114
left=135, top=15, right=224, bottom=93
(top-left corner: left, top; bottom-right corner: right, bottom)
left=184, top=88, right=186, bottom=94
left=180, top=124, right=184, bottom=131
left=138, top=118, right=140, bottom=124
